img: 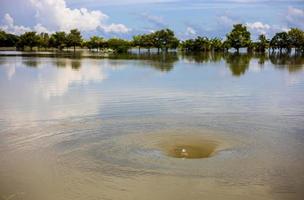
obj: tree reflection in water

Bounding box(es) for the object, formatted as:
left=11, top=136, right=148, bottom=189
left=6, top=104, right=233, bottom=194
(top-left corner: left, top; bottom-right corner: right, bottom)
left=224, top=53, right=251, bottom=76
left=15, top=51, right=304, bottom=75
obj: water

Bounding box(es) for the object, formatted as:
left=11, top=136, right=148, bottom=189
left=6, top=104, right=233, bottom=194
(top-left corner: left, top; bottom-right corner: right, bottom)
left=0, top=52, right=304, bottom=200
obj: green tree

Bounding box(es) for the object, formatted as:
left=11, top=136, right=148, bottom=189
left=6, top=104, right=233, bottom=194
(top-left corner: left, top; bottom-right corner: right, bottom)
left=210, top=38, right=223, bottom=52
left=18, top=31, right=39, bottom=50
left=37, top=32, right=50, bottom=50
left=255, top=34, right=269, bottom=53
left=0, top=30, right=19, bottom=47
left=132, top=35, right=144, bottom=52
left=152, top=29, right=179, bottom=52
left=179, top=39, right=195, bottom=52
left=86, top=36, right=104, bottom=51
left=49, top=32, right=66, bottom=50
left=66, top=29, right=82, bottom=52
left=270, top=32, right=291, bottom=53
left=142, top=34, right=154, bottom=52
left=180, top=37, right=210, bottom=52
left=288, top=28, right=304, bottom=53
left=222, top=40, right=231, bottom=52
left=107, top=38, right=131, bottom=53
left=226, top=24, right=251, bottom=53
left=195, top=36, right=210, bottom=51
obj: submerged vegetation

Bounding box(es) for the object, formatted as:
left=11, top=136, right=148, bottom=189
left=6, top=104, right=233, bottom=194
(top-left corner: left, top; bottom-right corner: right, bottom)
left=1, top=24, right=304, bottom=54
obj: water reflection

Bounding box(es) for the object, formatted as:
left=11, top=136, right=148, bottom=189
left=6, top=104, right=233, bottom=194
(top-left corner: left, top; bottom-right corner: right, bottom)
left=181, top=52, right=304, bottom=76
left=107, top=53, right=179, bottom=72
left=71, top=59, right=81, bottom=70
left=1, top=52, right=304, bottom=200
left=2, top=51, right=303, bottom=76
left=181, top=52, right=224, bottom=63
left=224, top=53, right=251, bottom=76
left=0, top=58, right=107, bottom=126
left=22, top=58, right=41, bottom=68
left=269, top=53, right=304, bottom=73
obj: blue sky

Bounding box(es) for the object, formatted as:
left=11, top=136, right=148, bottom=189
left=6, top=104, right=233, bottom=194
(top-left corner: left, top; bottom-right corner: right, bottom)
left=0, top=0, right=303, bottom=40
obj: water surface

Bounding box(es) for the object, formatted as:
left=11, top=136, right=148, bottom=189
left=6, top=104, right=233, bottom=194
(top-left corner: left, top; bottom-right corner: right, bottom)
left=0, top=52, right=304, bottom=200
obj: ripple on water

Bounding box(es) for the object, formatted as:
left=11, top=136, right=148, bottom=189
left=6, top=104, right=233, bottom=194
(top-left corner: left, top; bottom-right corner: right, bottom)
left=84, top=129, right=235, bottom=177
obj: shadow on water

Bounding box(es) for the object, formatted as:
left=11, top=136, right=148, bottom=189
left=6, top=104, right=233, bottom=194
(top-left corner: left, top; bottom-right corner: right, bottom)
left=2, top=51, right=303, bottom=75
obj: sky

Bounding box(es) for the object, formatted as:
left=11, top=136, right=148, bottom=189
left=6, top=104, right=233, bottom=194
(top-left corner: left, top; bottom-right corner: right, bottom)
left=0, top=0, right=303, bottom=40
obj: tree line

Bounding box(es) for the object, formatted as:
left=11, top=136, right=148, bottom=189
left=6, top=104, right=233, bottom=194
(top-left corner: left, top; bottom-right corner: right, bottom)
left=0, top=24, right=303, bottom=54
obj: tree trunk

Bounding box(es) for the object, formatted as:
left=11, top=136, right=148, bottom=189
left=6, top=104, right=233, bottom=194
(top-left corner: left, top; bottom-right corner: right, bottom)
left=74, top=46, right=76, bottom=52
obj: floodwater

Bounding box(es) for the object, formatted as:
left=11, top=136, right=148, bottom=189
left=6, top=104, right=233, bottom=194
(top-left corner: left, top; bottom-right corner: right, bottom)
left=0, top=52, right=304, bottom=200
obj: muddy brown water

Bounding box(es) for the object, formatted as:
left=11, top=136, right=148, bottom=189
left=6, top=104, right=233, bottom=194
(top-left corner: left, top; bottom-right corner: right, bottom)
left=0, top=53, right=304, bottom=200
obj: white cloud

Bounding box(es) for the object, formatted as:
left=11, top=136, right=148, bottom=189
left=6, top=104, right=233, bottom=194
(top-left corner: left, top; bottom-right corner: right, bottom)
left=0, top=0, right=131, bottom=35
left=33, top=24, right=51, bottom=33
left=246, top=21, right=289, bottom=39
left=246, top=22, right=270, bottom=35
left=101, top=24, right=130, bottom=33
left=30, top=0, right=130, bottom=33
left=36, top=59, right=107, bottom=98
left=0, top=13, right=32, bottom=35
left=67, top=0, right=177, bottom=6
left=217, top=15, right=238, bottom=27
left=139, top=13, right=167, bottom=28
left=286, top=6, right=304, bottom=29
left=185, top=27, right=197, bottom=36
left=3, top=13, right=13, bottom=25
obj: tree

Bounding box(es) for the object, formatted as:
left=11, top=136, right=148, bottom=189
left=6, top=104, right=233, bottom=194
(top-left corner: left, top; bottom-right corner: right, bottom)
left=255, top=34, right=269, bottom=53
left=86, top=36, right=104, bottom=51
left=210, top=38, right=223, bottom=52
left=37, top=32, right=50, bottom=50
left=270, top=32, right=291, bottom=53
left=107, top=38, right=131, bottom=53
left=49, top=32, right=66, bottom=50
left=195, top=36, right=210, bottom=51
left=180, top=39, right=195, bottom=52
left=226, top=24, right=251, bottom=53
left=288, top=28, right=304, bottom=53
left=18, top=31, right=39, bottom=50
left=0, top=30, right=19, bottom=47
left=222, top=40, right=231, bottom=52
left=152, top=29, right=179, bottom=52
left=142, top=34, right=154, bottom=52
left=132, top=35, right=143, bottom=52
left=66, top=29, right=82, bottom=52
left=179, top=37, right=210, bottom=52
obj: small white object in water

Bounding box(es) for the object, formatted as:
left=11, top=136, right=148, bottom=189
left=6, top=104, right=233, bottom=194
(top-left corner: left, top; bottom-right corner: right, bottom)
left=182, top=148, right=186, bottom=153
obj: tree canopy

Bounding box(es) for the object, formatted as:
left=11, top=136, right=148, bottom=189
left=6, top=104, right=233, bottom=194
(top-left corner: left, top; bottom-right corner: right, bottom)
left=66, top=29, right=82, bottom=51
left=226, top=24, right=251, bottom=52
left=0, top=25, right=303, bottom=55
